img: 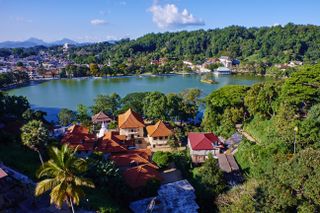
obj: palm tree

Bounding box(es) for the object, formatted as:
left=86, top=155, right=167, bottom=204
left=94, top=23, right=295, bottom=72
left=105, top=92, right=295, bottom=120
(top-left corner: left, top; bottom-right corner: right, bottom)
left=35, top=145, right=95, bottom=213
left=21, top=120, right=49, bottom=165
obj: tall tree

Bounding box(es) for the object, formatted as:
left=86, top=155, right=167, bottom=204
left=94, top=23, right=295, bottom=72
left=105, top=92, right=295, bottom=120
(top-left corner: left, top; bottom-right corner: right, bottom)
left=35, top=145, right=95, bottom=213
left=58, top=108, right=76, bottom=126
left=21, top=120, right=49, bottom=165
left=143, top=92, right=168, bottom=120
left=91, top=93, right=121, bottom=117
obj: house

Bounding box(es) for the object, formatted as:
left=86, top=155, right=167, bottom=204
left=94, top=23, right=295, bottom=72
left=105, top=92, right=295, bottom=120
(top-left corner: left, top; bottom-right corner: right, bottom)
left=188, top=132, right=224, bottom=163
left=130, top=179, right=199, bottom=213
left=110, top=149, right=161, bottom=188
left=118, top=109, right=145, bottom=141
left=123, top=164, right=161, bottom=189
left=146, top=120, right=173, bottom=149
left=219, top=56, right=233, bottom=68
left=61, top=124, right=96, bottom=157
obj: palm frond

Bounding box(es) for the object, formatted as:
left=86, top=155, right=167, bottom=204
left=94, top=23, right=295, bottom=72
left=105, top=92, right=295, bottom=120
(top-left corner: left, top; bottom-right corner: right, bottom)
left=35, top=178, right=58, bottom=196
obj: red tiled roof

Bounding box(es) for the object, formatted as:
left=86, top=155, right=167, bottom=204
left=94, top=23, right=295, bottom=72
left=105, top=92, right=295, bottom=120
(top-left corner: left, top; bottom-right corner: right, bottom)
left=61, top=125, right=96, bottom=151
left=146, top=120, right=173, bottom=137
left=95, top=131, right=128, bottom=153
left=188, top=132, right=223, bottom=150
left=110, top=153, right=157, bottom=169
left=123, top=164, right=162, bottom=188
left=118, top=109, right=145, bottom=129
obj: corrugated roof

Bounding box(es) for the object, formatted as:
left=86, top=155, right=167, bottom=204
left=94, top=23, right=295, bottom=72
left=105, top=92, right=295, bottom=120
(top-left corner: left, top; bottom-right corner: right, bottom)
left=217, top=154, right=239, bottom=173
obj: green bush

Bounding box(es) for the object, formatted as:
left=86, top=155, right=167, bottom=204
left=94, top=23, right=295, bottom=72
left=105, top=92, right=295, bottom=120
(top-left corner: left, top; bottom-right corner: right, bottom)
left=152, top=151, right=171, bottom=169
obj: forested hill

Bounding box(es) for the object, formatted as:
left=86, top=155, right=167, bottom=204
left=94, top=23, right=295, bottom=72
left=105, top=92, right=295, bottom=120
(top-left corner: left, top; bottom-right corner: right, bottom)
left=70, top=23, right=320, bottom=65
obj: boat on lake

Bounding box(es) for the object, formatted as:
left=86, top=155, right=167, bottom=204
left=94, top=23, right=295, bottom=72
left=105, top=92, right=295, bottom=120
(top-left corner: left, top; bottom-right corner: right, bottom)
left=214, top=67, right=232, bottom=75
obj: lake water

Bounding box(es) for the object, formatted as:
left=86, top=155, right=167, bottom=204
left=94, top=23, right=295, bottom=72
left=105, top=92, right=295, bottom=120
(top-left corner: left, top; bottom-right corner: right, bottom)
left=8, top=74, right=268, bottom=122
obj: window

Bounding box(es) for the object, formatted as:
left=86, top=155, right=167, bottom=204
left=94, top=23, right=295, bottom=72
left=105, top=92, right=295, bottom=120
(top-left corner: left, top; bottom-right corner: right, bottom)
left=159, top=137, right=163, bottom=140
left=154, top=137, right=158, bottom=140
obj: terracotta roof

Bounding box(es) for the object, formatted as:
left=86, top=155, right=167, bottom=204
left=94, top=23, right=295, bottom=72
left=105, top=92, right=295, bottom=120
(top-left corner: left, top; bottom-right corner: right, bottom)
left=146, top=120, right=173, bottom=137
left=123, top=164, right=162, bottom=188
left=95, top=131, right=128, bottom=153
left=91, top=111, right=112, bottom=123
left=127, top=149, right=152, bottom=160
left=188, top=132, right=223, bottom=150
left=110, top=153, right=158, bottom=169
left=0, top=168, right=8, bottom=179
left=61, top=125, right=96, bottom=151
left=118, top=109, right=145, bottom=129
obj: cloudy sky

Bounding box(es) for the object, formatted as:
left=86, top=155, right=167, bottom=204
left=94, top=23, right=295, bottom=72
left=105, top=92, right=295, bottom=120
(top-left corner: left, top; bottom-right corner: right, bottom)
left=0, top=0, right=319, bottom=42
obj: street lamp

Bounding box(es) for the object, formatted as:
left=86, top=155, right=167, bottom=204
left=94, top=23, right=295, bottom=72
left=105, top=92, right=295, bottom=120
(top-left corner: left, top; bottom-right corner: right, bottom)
left=293, top=126, right=298, bottom=154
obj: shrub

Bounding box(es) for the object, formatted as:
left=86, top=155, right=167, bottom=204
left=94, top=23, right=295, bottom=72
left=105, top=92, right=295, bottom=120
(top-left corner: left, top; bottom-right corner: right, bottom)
left=152, top=151, right=171, bottom=169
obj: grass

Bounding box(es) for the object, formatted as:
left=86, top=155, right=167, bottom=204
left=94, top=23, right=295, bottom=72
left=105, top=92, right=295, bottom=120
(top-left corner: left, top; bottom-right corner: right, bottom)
left=0, top=141, right=41, bottom=180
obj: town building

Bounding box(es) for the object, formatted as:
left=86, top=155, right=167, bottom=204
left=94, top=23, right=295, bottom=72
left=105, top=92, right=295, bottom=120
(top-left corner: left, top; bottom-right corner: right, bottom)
left=188, top=132, right=224, bottom=163
left=118, top=109, right=145, bottom=142
left=146, top=120, right=173, bottom=149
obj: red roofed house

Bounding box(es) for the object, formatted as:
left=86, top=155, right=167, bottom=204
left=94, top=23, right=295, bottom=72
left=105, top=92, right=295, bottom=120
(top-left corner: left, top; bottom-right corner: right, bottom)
left=110, top=149, right=161, bottom=188
left=188, top=132, right=224, bottom=164
left=96, top=131, right=128, bottom=155
left=122, top=164, right=161, bottom=189
left=61, top=124, right=96, bottom=157
left=146, top=120, right=173, bottom=149
left=118, top=109, right=145, bottom=141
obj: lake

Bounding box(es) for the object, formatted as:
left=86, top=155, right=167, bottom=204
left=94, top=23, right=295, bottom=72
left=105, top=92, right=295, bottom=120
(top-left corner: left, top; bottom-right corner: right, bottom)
left=7, top=74, right=268, bottom=122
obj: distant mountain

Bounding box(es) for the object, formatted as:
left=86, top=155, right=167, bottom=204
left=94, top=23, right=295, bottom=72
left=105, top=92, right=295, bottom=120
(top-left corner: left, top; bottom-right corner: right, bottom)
left=0, top=38, right=79, bottom=48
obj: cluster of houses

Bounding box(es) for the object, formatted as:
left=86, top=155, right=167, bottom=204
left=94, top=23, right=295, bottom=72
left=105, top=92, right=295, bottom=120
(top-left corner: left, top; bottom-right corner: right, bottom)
left=183, top=56, right=240, bottom=74
left=0, top=50, right=72, bottom=79
left=59, top=108, right=242, bottom=190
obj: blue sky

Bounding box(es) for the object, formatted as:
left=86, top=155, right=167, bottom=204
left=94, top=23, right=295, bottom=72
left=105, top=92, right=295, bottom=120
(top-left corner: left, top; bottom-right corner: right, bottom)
left=0, top=0, right=319, bottom=42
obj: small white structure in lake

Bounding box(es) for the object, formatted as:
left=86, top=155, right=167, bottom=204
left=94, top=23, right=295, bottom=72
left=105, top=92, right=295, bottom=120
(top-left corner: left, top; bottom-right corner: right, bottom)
left=214, top=67, right=232, bottom=75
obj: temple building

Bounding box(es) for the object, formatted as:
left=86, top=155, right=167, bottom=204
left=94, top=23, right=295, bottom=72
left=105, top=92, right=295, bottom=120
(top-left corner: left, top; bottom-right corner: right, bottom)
left=91, top=111, right=112, bottom=138
left=146, top=120, right=173, bottom=149
left=118, top=109, right=145, bottom=142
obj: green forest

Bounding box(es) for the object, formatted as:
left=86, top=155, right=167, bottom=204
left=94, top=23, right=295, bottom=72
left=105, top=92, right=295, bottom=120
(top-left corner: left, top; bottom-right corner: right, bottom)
left=203, top=63, right=320, bottom=212
left=63, top=23, right=320, bottom=75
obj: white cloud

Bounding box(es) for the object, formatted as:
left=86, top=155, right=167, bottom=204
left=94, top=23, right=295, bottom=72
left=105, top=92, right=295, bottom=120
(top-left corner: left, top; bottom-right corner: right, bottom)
left=90, top=19, right=108, bottom=26
left=149, top=3, right=204, bottom=29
